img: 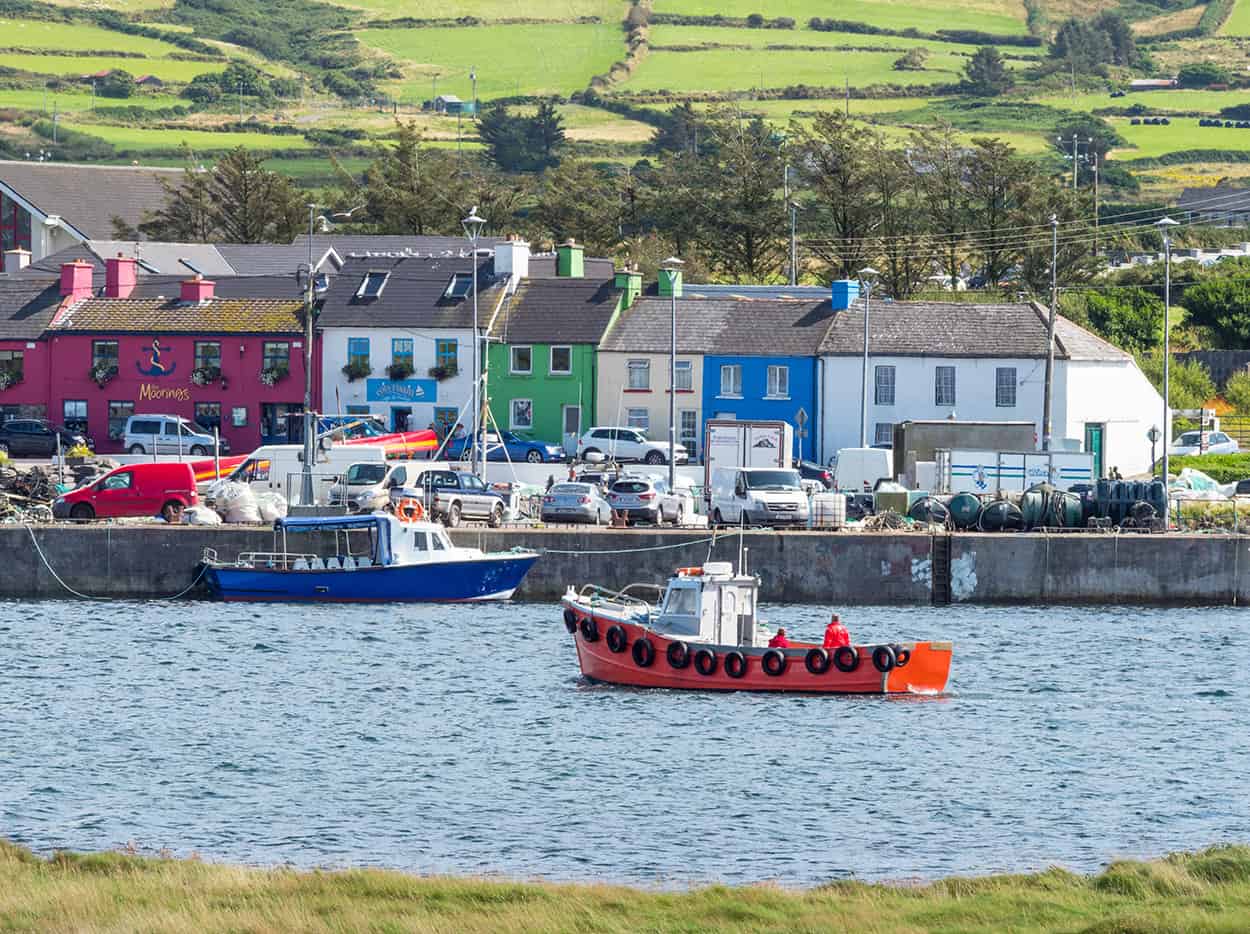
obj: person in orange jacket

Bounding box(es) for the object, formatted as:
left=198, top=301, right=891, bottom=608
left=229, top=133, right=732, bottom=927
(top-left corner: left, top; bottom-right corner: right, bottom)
left=768, top=627, right=790, bottom=648
left=823, top=614, right=851, bottom=649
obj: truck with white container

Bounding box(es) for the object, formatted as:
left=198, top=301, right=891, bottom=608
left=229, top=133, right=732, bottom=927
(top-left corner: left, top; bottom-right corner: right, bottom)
left=702, top=420, right=793, bottom=499
left=934, top=449, right=1096, bottom=495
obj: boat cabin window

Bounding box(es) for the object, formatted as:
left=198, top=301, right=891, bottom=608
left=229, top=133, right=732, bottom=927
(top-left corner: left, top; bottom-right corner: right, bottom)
left=431, top=531, right=447, bottom=551
left=411, top=529, right=430, bottom=552
left=346, top=463, right=388, bottom=486
left=658, top=584, right=701, bottom=636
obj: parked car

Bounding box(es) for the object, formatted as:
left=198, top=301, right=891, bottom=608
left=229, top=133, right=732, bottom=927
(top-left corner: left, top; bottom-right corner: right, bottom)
left=606, top=475, right=694, bottom=525
left=709, top=467, right=808, bottom=528
left=1169, top=431, right=1239, bottom=456
left=393, top=468, right=507, bottom=527
left=577, top=427, right=687, bottom=465
left=540, top=482, right=612, bottom=525
left=123, top=414, right=230, bottom=456
left=53, top=462, right=198, bottom=522
left=0, top=419, right=94, bottom=458
left=445, top=430, right=565, bottom=463
left=798, top=459, right=834, bottom=490
left=327, top=461, right=414, bottom=513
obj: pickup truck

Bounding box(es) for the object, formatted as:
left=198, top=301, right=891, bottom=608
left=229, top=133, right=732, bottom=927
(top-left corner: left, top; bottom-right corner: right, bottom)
left=392, top=468, right=507, bottom=528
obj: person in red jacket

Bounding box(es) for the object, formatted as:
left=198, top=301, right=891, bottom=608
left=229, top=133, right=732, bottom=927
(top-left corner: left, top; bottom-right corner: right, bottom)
left=823, top=614, right=851, bottom=649
left=767, top=628, right=790, bottom=648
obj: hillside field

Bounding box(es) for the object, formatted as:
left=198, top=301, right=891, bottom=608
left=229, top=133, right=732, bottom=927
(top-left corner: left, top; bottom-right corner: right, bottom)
left=650, top=0, right=1028, bottom=34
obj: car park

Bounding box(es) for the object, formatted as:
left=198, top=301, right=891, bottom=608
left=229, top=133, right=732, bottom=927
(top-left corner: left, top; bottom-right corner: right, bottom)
left=541, top=482, right=612, bottom=525
left=1169, top=430, right=1239, bottom=456
left=607, top=475, right=693, bottom=525
left=0, top=419, right=94, bottom=458
left=577, top=427, right=687, bottom=465
left=395, top=468, right=507, bottom=527
left=444, top=430, right=565, bottom=463
left=123, top=414, right=230, bottom=456
left=53, top=462, right=198, bottom=522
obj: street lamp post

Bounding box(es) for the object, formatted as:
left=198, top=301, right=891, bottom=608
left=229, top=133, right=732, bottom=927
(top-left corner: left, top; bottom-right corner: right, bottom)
left=662, top=256, right=684, bottom=490
left=1042, top=213, right=1058, bottom=451
left=1157, top=215, right=1180, bottom=524
left=857, top=267, right=879, bottom=449
left=462, top=207, right=487, bottom=478
left=300, top=203, right=317, bottom=506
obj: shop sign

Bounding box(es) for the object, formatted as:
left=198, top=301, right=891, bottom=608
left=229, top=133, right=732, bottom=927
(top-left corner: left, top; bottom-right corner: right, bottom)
left=366, top=379, right=437, bottom=403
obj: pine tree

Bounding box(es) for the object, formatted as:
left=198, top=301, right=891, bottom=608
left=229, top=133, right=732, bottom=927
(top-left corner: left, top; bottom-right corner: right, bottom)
left=962, top=46, right=1014, bottom=96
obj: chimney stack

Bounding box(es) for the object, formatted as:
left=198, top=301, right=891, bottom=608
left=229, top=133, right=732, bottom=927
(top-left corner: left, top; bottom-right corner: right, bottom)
left=830, top=279, right=860, bottom=310
left=614, top=267, right=643, bottom=310
left=104, top=254, right=137, bottom=299
left=493, top=234, right=530, bottom=280
left=657, top=266, right=682, bottom=298
left=180, top=275, right=215, bottom=303
left=556, top=239, right=584, bottom=278
left=59, top=260, right=94, bottom=303
left=3, top=248, right=31, bottom=274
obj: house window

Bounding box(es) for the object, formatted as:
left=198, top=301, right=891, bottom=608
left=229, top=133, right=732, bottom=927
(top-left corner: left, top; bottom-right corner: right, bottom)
left=195, top=402, right=222, bottom=433
left=91, top=340, right=119, bottom=375
left=108, top=401, right=134, bottom=440
left=345, top=405, right=370, bottom=415
left=346, top=338, right=369, bottom=371
left=680, top=410, right=698, bottom=455
left=766, top=365, right=789, bottom=399
left=194, top=341, right=221, bottom=373
left=436, top=339, right=458, bottom=373
left=511, top=398, right=533, bottom=429
left=392, top=338, right=414, bottom=370
left=356, top=271, right=389, bottom=299
left=62, top=399, right=87, bottom=434
left=996, top=367, right=1017, bottom=407
left=675, top=360, right=693, bottom=391
left=231, top=406, right=248, bottom=428
left=0, top=349, right=21, bottom=384
left=510, top=345, right=532, bottom=374
left=874, top=423, right=894, bottom=446
left=550, top=345, right=572, bottom=375
left=263, top=341, right=290, bottom=374
left=874, top=365, right=895, bottom=405
left=627, top=359, right=650, bottom=390
left=720, top=364, right=742, bottom=397
left=627, top=407, right=649, bottom=431
left=935, top=366, right=956, bottom=406
left=444, top=273, right=474, bottom=299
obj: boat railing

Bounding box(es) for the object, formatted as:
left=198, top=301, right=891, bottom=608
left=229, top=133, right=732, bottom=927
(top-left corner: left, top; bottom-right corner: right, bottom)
left=232, top=551, right=322, bottom=570
left=576, top=583, right=656, bottom=616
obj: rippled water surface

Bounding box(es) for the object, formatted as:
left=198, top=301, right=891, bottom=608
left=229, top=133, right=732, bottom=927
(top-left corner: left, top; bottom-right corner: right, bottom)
left=1, top=600, right=1247, bottom=886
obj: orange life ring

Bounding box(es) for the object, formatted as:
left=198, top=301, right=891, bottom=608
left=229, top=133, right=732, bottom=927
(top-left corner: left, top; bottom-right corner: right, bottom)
left=677, top=566, right=703, bottom=576
left=395, top=498, right=426, bottom=522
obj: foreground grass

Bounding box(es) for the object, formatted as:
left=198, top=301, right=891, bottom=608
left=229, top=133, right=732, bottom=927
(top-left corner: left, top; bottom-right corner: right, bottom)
left=4, top=840, right=1250, bottom=933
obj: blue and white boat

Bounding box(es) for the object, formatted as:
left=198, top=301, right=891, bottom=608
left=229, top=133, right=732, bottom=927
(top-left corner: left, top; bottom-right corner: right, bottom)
left=201, top=513, right=539, bottom=603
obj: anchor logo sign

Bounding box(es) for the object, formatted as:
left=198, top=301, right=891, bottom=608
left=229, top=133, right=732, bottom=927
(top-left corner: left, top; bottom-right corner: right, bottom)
left=136, top=338, right=176, bottom=377
left=974, top=465, right=988, bottom=490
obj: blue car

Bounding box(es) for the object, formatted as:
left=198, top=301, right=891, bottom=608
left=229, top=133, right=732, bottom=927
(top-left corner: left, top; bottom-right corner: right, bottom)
left=445, top=430, right=566, bottom=464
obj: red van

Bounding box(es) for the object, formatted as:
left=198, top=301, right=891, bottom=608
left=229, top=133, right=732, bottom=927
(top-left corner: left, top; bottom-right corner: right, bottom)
left=53, top=462, right=198, bottom=522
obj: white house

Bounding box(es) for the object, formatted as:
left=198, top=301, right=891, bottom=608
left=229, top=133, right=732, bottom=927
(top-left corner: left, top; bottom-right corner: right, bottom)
left=817, top=289, right=1165, bottom=477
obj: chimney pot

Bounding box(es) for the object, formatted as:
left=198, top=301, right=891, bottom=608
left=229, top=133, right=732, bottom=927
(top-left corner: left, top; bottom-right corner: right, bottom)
left=830, top=279, right=860, bottom=311
left=59, top=260, right=94, bottom=302
left=556, top=240, right=584, bottom=278
left=104, top=254, right=137, bottom=299
left=3, top=248, right=31, bottom=274
left=180, top=276, right=215, bottom=303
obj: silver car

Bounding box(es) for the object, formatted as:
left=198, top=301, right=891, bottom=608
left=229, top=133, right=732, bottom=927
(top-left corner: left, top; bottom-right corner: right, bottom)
left=541, top=482, right=611, bottom=525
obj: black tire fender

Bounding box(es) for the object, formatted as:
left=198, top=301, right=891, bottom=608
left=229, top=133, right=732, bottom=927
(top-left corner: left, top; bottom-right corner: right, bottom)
left=894, top=645, right=911, bottom=668
left=833, top=646, right=859, bottom=673
left=762, top=648, right=787, bottom=677
left=631, top=637, right=655, bottom=667
left=562, top=608, right=578, bottom=634
left=693, top=648, right=718, bottom=676
left=724, top=650, right=747, bottom=679
left=667, top=641, right=691, bottom=669
left=579, top=617, right=599, bottom=643
left=872, top=645, right=896, bottom=673
left=805, top=648, right=830, bottom=675
left=606, top=625, right=628, bottom=654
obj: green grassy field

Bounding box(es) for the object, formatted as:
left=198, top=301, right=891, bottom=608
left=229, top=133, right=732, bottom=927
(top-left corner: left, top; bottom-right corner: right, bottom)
left=624, top=48, right=973, bottom=93
left=62, top=122, right=314, bottom=151
left=1221, top=0, right=1250, bottom=35
left=1031, top=89, right=1250, bottom=114
left=650, top=0, right=1026, bottom=35
left=648, top=24, right=1040, bottom=58
left=359, top=24, right=624, bottom=101
left=0, top=18, right=190, bottom=56
left=1113, top=117, right=1250, bottom=158
left=0, top=52, right=223, bottom=82
left=4, top=840, right=1250, bottom=933
left=329, top=0, right=625, bottom=17
left=0, top=88, right=183, bottom=111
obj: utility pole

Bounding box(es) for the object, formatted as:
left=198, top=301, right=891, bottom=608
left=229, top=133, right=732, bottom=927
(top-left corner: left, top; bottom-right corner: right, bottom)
left=844, top=76, right=849, bottom=116
left=470, top=68, right=477, bottom=116
left=1042, top=214, right=1058, bottom=451
left=784, top=165, right=797, bottom=286
left=1157, top=216, right=1180, bottom=524
left=300, top=203, right=317, bottom=507
left=462, top=208, right=487, bottom=477
left=663, top=257, right=683, bottom=491
left=1057, top=134, right=1090, bottom=190
left=1093, top=153, right=1100, bottom=255
left=90, top=80, right=95, bottom=111
left=238, top=81, right=244, bottom=124
left=858, top=267, right=878, bottom=448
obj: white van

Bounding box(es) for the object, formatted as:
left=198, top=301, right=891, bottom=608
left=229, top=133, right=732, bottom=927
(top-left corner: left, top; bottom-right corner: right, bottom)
left=224, top=443, right=387, bottom=504
left=327, top=461, right=414, bottom=513
left=709, top=467, right=808, bottom=528
left=833, top=447, right=893, bottom=492
left=124, top=413, right=229, bottom=455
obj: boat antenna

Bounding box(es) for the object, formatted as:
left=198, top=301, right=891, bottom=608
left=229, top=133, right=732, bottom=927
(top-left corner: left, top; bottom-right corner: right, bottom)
left=705, top=522, right=716, bottom=565
left=737, top=513, right=745, bottom=576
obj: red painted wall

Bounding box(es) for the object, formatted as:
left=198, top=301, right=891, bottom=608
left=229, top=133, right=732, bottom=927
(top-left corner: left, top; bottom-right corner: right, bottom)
left=45, top=332, right=318, bottom=453
left=0, top=338, right=51, bottom=419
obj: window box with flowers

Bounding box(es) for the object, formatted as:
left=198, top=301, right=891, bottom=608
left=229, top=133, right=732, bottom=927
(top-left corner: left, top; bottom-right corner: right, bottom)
left=90, top=364, right=117, bottom=389
left=428, top=364, right=458, bottom=381
left=0, top=368, right=22, bottom=391
left=191, top=366, right=221, bottom=386
left=342, top=360, right=372, bottom=382
left=260, top=364, right=290, bottom=387
left=386, top=361, right=415, bottom=381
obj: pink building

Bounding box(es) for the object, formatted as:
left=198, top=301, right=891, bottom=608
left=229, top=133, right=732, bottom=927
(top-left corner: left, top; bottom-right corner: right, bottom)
left=44, top=258, right=319, bottom=453
left=0, top=249, right=62, bottom=423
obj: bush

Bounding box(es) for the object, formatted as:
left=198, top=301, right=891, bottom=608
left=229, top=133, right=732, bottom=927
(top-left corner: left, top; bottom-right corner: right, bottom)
left=1159, top=453, right=1250, bottom=483
left=1178, top=61, right=1230, bottom=89
left=1225, top=371, right=1250, bottom=413
left=746, top=12, right=764, bottom=27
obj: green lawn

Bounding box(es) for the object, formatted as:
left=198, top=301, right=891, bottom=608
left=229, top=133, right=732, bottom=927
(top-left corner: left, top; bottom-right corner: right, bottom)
left=1030, top=89, right=1250, bottom=114
left=328, top=0, right=625, bottom=18
left=649, top=23, right=1040, bottom=58
left=0, top=88, right=183, bottom=111
left=0, top=18, right=187, bottom=56
left=651, top=0, right=1027, bottom=35
left=0, top=52, right=224, bottom=82
left=62, top=122, right=314, bottom=151
left=1221, top=0, right=1250, bottom=35
left=1112, top=117, right=1250, bottom=159
left=624, top=48, right=972, bottom=92
left=359, top=24, right=624, bottom=100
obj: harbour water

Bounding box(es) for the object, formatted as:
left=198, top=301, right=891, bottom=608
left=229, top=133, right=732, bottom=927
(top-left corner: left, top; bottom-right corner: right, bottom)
left=1, top=600, right=1246, bottom=887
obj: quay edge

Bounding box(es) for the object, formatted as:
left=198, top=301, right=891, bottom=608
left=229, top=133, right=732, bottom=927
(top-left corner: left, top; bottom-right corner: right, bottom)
left=1, top=525, right=1248, bottom=606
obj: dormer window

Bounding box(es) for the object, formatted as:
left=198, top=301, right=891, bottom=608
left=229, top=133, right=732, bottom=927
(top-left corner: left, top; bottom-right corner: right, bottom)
left=356, top=271, right=389, bottom=299
left=444, top=273, right=474, bottom=299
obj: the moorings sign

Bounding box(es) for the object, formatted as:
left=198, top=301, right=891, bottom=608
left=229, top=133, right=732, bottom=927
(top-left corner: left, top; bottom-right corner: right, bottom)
left=366, top=378, right=438, bottom=403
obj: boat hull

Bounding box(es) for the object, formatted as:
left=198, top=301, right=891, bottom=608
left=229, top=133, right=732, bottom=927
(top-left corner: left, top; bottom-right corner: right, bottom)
left=563, top=603, right=951, bottom=694
left=205, top=554, right=539, bottom=603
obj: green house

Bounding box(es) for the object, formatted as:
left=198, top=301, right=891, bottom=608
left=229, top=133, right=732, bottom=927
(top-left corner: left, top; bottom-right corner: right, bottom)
left=487, top=250, right=640, bottom=448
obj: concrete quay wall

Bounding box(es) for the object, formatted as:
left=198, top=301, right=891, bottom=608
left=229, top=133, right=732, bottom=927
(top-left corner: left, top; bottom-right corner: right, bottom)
left=1, top=525, right=1248, bottom=605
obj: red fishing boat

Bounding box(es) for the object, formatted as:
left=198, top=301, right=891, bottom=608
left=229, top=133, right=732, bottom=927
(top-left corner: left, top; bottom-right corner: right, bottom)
left=561, top=562, right=951, bottom=694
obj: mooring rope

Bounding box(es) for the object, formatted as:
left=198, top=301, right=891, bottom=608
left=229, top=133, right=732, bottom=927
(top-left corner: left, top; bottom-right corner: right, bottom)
left=24, top=524, right=208, bottom=601
left=539, top=534, right=720, bottom=556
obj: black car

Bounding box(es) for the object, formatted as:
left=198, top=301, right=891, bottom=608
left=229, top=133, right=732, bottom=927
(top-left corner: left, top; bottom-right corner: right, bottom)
left=797, top=459, right=834, bottom=490
left=0, top=419, right=94, bottom=457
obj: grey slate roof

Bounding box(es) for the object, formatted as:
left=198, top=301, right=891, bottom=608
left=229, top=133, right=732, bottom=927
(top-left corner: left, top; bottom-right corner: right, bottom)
left=293, top=233, right=504, bottom=259
left=317, top=255, right=506, bottom=329
left=490, top=277, right=621, bottom=344
left=600, top=296, right=834, bottom=355
left=0, top=160, right=181, bottom=239
left=525, top=254, right=616, bottom=280
left=87, top=240, right=235, bottom=277
left=0, top=277, right=62, bottom=341
left=129, top=275, right=305, bottom=301
left=216, top=243, right=342, bottom=277
left=13, top=241, right=339, bottom=281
